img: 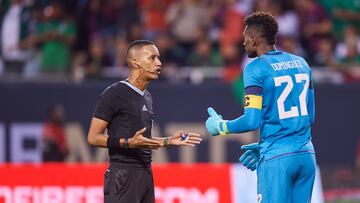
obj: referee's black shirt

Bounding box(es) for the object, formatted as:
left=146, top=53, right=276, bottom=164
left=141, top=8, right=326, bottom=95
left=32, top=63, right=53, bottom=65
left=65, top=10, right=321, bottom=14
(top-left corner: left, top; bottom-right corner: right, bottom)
left=93, top=81, right=154, bottom=168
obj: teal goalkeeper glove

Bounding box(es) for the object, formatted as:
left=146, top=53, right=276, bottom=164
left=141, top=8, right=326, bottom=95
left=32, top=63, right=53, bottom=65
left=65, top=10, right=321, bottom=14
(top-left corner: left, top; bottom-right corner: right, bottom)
left=239, top=143, right=260, bottom=171
left=205, top=107, right=228, bottom=136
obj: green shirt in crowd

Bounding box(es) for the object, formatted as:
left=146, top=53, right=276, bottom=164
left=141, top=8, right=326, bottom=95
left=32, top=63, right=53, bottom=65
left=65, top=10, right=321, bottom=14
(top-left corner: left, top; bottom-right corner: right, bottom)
left=37, top=20, right=76, bottom=72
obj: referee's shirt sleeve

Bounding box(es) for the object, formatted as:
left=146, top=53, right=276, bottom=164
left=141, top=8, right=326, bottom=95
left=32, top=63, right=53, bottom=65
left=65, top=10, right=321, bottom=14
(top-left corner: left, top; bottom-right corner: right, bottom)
left=93, top=88, right=117, bottom=122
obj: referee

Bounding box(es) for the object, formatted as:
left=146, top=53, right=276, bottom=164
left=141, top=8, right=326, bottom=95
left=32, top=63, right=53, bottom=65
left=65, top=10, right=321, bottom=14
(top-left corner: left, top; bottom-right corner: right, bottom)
left=87, top=40, right=202, bottom=203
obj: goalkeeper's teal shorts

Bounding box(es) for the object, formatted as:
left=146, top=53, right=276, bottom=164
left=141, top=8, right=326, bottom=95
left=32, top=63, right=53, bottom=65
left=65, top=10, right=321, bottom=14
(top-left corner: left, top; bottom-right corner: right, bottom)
left=257, top=152, right=316, bottom=203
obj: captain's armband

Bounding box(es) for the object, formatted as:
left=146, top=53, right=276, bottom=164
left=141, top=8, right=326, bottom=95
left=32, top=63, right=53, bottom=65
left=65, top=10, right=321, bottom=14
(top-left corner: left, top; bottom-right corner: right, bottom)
left=244, top=95, right=263, bottom=109
left=244, top=86, right=263, bottom=110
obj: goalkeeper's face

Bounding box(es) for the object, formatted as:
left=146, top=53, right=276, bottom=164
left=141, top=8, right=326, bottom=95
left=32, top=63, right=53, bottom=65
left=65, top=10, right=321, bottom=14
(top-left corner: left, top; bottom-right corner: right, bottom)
left=243, top=26, right=258, bottom=58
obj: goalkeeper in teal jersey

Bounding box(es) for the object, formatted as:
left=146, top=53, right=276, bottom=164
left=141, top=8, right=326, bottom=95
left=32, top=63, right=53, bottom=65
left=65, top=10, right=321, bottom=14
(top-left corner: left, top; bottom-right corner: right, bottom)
left=205, top=12, right=316, bottom=203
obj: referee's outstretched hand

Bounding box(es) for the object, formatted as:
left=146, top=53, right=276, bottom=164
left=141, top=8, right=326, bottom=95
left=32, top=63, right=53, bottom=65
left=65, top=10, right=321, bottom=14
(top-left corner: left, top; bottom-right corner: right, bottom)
left=129, top=127, right=162, bottom=149
left=169, top=131, right=202, bottom=147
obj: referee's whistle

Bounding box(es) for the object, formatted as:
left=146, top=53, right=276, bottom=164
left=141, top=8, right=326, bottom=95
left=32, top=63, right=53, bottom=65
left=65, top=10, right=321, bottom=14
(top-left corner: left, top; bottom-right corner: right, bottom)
left=181, top=133, right=189, bottom=141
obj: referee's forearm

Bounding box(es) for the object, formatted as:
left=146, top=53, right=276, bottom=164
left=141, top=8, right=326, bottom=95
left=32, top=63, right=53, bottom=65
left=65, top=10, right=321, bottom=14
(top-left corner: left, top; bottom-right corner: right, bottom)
left=87, top=133, right=109, bottom=148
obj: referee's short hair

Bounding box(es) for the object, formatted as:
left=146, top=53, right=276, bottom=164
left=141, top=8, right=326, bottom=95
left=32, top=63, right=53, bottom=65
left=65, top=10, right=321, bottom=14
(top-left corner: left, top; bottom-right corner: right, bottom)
left=126, top=40, right=155, bottom=62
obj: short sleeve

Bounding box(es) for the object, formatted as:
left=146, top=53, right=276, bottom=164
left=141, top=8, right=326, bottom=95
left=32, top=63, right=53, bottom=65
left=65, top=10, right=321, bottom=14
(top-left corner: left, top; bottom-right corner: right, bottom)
left=243, top=60, right=264, bottom=88
left=93, top=88, right=118, bottom=122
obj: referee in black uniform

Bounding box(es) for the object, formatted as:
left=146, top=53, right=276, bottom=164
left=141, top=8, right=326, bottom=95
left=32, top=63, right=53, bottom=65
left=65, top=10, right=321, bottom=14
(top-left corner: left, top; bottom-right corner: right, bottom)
left=87, top=40, right=202, bottom=203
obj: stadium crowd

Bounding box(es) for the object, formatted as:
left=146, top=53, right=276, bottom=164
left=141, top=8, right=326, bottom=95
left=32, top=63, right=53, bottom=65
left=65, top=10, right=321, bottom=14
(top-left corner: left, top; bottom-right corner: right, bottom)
left=0, top=0, right=359, bottom=83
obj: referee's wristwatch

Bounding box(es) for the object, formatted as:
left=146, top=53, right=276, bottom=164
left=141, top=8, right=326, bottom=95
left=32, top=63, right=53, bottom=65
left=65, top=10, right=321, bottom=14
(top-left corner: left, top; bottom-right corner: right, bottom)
left=124, top=137, right=129, bottom=149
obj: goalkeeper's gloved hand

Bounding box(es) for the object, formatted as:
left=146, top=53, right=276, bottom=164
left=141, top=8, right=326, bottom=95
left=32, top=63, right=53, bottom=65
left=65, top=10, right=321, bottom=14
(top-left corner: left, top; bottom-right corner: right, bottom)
left=205, top=107, right=228, bottom=136
left=239, top=143, right=260, bottom=171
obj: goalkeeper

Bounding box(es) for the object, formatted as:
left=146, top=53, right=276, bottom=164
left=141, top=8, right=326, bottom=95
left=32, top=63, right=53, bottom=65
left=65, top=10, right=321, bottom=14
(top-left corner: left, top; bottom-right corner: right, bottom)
left=205, top=12, right=316, bottom=203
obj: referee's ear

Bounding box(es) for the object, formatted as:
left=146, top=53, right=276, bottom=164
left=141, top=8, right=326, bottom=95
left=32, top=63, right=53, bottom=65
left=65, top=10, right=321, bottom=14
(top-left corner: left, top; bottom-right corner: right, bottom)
left=126, top=48, right=136, bottom=69
left=127, top=58, right=137, bottom=70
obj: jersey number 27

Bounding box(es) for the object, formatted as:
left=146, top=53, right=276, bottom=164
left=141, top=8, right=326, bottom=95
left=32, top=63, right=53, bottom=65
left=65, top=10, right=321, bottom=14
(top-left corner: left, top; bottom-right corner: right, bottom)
left=274, top=74, right=309, bottom=119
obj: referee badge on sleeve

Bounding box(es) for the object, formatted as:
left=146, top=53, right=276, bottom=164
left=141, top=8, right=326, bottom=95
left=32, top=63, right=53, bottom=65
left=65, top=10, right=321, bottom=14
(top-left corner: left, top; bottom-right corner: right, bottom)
left=244, top=95, right=263, bottom=109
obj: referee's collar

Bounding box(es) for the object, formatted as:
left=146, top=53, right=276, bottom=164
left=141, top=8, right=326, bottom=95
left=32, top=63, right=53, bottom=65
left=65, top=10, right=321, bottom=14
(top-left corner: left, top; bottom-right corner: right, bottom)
left=120, top=81, right=145, bottom=96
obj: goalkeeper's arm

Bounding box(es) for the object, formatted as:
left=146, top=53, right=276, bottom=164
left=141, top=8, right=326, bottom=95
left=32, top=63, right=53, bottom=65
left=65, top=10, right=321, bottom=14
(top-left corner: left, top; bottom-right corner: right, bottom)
left=226, top=107, right=261, bottom=133
left=225, top=86, right=263, bottom=133
left=206, top=86, right=263, bottom=136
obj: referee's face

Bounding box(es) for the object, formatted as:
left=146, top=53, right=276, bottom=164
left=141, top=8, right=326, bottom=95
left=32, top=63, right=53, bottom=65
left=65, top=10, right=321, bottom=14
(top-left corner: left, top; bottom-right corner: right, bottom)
left=138, top=45, right=162, bottom=80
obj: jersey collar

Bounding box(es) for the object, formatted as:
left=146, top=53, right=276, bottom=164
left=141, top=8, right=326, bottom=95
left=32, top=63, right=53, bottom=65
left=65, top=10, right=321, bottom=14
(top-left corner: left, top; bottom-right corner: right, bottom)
left=265, top=50, right=283, bottom=55
left=120, top=81, right=145, bottom=96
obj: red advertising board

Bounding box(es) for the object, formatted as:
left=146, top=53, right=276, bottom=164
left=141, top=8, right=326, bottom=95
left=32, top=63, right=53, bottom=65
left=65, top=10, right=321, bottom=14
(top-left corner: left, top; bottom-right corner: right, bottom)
left=153, top=164, right=232, bottom=203
left=0, top=163, right=231, bottom=203
left=0, top=163, right=106, bottom=187
left=0, top=163, right=107, bottom=203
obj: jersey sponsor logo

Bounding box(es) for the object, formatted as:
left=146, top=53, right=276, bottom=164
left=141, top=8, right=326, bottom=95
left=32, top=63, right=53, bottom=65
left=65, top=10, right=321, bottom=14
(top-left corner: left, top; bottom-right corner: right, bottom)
left=271, top=60, right=303, bottom=71
left=142, top=105, right=148, bottom=112
left=244, top=95, right=262, bottom=109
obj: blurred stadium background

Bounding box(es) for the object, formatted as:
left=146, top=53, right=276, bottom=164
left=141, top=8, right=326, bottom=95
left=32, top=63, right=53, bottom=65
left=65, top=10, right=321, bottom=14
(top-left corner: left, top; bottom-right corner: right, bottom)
left=0, top=0, right=360, bottom=202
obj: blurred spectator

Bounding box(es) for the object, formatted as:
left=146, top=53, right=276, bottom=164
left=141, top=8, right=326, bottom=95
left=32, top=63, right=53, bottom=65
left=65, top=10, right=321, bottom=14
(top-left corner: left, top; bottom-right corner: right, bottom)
left=222, top=43, right=242, bottom=82
left=152, top=32, right=186, bottom=80
left=35, top=2, right=76, bottom=74
left=222, top=43, right=244, bottom=104
left=0, top=0, right=33, bottom=74
left=166, top=0, right=210, bottom=52
left=295, top=0, right=332, bottom=61
left=261, top=0, right=300, bottom=40
left=75, top=0, right=103, bottom=51
left=313, top=37, right=338, bottom=69
left=113, top=0, right=141, bottom=34
left=78, top=0, right=140, bottom=38
left=335, top=26, right=360, bottom=67
left=139, top=0, right=173, bottom=40
left=278, top=35, right=304, bottom=57
left=76, top=0, right=140, bottom=57
left=217, top=0, right=246, bottom=51
left=84, top=35, right=112, bottom=80
left=42, top=104, right=68, bottom=162
left=336, top=26, right=360, bottom=81
left=126, top=22, right=144, bottom=42
left=255, top=0, right=303, bottom=56
left=154, top=32, right=186, bottom=67
left=23, top=5, right=44, bottom=78
left=71, top=51, right=86, bottom=82
left=332, top=0, right=360, bottom=40
left=114, top=35, right=129, bottom=67
left=186, top=38, right=223, bottom=67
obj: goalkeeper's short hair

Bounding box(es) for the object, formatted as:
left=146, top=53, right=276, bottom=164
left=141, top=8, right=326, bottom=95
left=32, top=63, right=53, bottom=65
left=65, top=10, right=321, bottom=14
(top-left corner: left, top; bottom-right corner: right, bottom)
left=245, top=11, right=279, bottom=45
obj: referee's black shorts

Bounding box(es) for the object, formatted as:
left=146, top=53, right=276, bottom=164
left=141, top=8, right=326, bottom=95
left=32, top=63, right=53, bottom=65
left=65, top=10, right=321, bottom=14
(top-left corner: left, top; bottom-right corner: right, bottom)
left=104, top=162, right=155, bottom=203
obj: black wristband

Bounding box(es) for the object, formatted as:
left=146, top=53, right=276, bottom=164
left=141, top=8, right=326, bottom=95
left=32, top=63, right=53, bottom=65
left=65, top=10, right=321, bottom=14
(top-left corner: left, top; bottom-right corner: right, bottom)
left=124, top=137, right=129, bottom=149
left=107, top=136, right=121, bottom=148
